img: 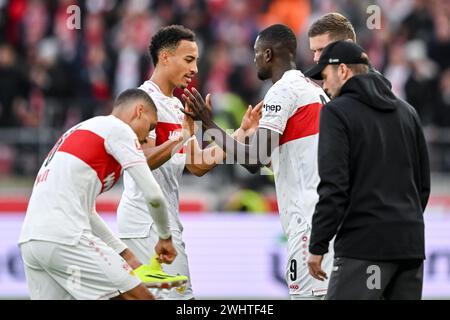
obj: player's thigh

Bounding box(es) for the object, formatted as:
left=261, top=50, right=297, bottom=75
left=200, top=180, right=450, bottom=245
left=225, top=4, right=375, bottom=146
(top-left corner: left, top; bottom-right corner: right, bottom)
left=20, top=242, right=74, bottom=300
left=46, top=232, right=141, bottom=300
left=286, top=230, right=330, bottom=299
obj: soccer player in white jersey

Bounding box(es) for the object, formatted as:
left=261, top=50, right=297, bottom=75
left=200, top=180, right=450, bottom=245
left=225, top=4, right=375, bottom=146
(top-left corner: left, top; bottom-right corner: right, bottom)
left=117, top=25, right=260, bottom=300
left=19, top=89, right=177, bottom=300
left=182, top=24, right=333, bottom=300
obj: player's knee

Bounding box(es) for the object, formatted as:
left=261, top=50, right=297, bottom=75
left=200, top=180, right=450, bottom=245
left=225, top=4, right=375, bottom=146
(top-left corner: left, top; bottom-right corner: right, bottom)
left=120, top=284, right=155, bottom=300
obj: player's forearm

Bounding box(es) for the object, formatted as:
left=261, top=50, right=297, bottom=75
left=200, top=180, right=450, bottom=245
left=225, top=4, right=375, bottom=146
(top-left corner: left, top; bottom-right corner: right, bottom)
left=145, top=193, right=171, bottom=239
left=233, top=127, right=254, bottom=143
left=201, top=120, right=264, bottom=172
left=185, top=138, right=225, bottom=175
left=185, top=129, right=255, bottom=175
left=143, top=137, right=189, bottom=170
left=233, top=129, right=262, bottom=173
left=89, top=209, right=127, bottom=254
left=185, top=145, right=219, bottom=176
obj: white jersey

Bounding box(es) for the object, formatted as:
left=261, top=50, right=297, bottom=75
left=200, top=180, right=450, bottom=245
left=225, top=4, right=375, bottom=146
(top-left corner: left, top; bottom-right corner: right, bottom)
left=117, top=80, right=186, bottom=237
left=259, top=70, right=329, bottom=237
left=19, top=115, right=146, bottom=245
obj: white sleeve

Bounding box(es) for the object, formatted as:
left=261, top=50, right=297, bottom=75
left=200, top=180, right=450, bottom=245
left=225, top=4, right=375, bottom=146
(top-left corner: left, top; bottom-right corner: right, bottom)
left=149, top=128, right=156, bottom=140
left=125, top=164, right=171, bottom=239
left=90, top=209, right=127, bottom=254
left=258, top=85, right=294, bottom=134
left=140, top=84, right=157, bottom=141
left=105, top=122, right=147, bottom=170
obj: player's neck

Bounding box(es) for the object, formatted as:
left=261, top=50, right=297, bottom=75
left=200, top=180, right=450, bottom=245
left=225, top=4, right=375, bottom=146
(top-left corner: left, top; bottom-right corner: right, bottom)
left=271, top=62, right=297, bottom=84
left=110, top=110, right=130, bottom=125
left=150, top=72, right=175, bottom=97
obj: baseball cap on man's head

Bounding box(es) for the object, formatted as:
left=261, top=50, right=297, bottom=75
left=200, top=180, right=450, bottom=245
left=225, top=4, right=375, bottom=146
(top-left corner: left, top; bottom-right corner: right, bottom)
left=305, top=40, right=369, bottom=80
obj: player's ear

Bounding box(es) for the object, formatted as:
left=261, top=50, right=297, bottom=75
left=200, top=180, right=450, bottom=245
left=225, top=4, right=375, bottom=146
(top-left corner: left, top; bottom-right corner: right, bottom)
left=160, top=50, right=169, bottom=65
left=338, top=64, right=350, bottom=81
left=135, top=104, right=144, bottom=119
left=264, top=48, right=272, bottom=63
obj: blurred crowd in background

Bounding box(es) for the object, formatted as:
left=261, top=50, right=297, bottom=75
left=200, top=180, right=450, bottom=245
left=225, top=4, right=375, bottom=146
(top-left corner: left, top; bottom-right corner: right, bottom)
left=0, top=0, right=449, bottom=210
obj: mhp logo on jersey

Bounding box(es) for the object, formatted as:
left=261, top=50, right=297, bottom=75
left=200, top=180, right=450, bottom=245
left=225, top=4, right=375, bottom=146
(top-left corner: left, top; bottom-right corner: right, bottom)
left=264, top=104, right=282, bottom=112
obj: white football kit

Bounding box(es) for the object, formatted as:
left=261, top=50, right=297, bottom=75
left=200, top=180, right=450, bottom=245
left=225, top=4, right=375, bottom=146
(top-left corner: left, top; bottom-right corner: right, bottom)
left=259, top=70, right=334, bottom=299
left=19, top=115, right=147, bottom=299
left=117, top=80, right=193, bottom=299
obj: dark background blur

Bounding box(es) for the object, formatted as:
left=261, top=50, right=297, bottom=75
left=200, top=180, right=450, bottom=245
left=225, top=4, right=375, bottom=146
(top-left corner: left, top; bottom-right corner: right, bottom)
left=0, top=0, right=449, bottom=212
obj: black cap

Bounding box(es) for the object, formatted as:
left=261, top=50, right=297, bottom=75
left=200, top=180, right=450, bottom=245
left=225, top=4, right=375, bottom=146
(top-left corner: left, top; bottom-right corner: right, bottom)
left=305, top=40, right=368, bottom=80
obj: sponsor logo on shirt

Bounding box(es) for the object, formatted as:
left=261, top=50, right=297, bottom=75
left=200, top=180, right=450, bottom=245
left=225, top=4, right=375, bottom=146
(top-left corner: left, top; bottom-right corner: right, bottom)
left=264, top=104, right=282, bottom=112
left=289, top=284, right=300, bottom=291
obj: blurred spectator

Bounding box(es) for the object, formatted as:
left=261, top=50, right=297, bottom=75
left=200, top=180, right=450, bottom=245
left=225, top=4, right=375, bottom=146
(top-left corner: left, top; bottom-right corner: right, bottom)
left=433, top=68, right=450, bottom=128
left=399, top=0, right=434, bottom=41
left=112, top=10, right=152, bottom=97
left=27, top=38, right=73, bottom=127
left=404, top=40, right=439, bottom=124
left=383, top=42, right=409, bottom=99
left=428, top=9, right=450, bottom=71
left=0, top=43, right=29, bottom=127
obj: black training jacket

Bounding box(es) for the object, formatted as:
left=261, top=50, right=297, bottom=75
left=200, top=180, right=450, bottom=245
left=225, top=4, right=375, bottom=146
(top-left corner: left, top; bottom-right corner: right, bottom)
left=309, top=72, right=430, bottom=261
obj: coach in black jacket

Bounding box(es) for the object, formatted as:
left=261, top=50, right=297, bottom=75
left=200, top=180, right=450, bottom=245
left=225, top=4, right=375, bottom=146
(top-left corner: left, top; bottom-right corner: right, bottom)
left=305, top=41, right=430, bottom=300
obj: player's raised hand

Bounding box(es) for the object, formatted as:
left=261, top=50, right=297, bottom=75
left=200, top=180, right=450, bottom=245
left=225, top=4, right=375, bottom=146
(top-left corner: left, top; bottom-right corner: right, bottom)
left=181, top=104, right=196, bottom=139
left=154, top=236, right=177, bottom=264
left=181, top=88, right=213, bottom=126
left=240, top=101, right=263, bottom=136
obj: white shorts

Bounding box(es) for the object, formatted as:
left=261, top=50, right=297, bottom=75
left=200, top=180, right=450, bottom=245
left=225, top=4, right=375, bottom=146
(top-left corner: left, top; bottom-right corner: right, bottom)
left=121, top=225, right=194, bottom=300
left=20, top=232, right=141, bottom=300
left=286, top=226, right=334, bottom=299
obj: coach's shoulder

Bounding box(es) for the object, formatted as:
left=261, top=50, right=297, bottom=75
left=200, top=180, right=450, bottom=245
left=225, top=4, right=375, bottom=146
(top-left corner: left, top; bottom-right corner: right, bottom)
left=322, top=96, right=351, bottom=112
left=321, top=97, right=355, bottom=126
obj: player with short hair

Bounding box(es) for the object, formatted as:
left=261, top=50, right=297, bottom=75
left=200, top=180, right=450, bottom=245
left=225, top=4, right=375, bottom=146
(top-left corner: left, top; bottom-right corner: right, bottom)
left=19, top=88, right=177, bottom=300
left=308, top=12, right=357, bottom=64
left=117, top=25, right=260, bottom=300
left=182, top=24, right=333, bottom=300
left=308, top=12, right=390, bottom=88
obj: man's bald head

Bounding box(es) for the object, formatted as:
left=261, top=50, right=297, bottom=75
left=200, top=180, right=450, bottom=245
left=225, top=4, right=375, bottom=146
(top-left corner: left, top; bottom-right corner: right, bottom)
left=257, top=24, right=297, bottom=57
left=254, top=24, right=297, bottom=81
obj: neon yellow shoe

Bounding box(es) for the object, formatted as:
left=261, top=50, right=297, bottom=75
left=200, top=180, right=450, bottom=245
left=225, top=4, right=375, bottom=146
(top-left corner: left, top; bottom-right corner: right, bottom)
left=133, top=255, right=188, bottom=289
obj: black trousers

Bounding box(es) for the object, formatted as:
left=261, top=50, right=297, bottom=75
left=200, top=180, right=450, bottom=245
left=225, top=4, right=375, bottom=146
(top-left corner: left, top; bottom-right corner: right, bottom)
left=326, top=257, right=424, bottom=300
